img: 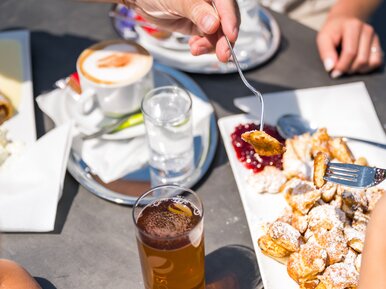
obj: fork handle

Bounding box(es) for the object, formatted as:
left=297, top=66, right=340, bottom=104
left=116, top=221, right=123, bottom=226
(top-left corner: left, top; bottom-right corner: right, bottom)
left=340, top=136, right=386, bottom=150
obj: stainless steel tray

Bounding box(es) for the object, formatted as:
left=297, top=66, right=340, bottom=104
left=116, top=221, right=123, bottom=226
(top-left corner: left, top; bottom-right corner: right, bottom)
left=67, top=63, right=218, bottom=205
left=111, top=5, right=281, bottom=74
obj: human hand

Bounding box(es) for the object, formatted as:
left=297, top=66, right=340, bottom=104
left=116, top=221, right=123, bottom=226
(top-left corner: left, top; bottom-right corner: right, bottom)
left=126, top=0, right=240, bottom=62
left=317, top=16, right=383, bottom=78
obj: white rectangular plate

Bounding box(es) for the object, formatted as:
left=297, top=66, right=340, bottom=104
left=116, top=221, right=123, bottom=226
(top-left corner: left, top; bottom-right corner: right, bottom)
left=0, top=30, right=36, bottom=145
left=218, top=82, right=386, bottom=289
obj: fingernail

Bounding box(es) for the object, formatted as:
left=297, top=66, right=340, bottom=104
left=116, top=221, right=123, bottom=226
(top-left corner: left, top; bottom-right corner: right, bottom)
left=232, top=27, right=239, bottom=40
left=330, top=70, right=342, bottom=79
left=202, top=15, right=217, bottom=33
left=323, top=58, right=335, bottom=72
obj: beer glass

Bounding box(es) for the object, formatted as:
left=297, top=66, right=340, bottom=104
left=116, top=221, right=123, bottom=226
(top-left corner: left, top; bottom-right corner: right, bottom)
left=133, top=185, right=205, bottom=289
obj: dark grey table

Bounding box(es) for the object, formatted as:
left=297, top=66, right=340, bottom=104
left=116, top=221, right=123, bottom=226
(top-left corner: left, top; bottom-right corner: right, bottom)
left=0, top=1, right=385, bottom=288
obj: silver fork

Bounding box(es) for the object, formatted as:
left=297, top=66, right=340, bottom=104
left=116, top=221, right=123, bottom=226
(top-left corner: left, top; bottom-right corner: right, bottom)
left=324, top=162, right=386, bottom=188
left=212, top=2, right=265, bottom=131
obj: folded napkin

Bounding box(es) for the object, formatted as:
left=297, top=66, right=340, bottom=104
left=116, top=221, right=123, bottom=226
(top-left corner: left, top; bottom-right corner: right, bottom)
left=0, top=123, right=73, bottom=232
left=37, top=87, right=213, bottom=183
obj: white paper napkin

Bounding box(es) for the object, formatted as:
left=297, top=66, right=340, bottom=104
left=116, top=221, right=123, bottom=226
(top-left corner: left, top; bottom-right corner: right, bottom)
left=233, top=82, right=386, bottom=142
left=0, top=123, right=73, bottom=232
left=37, top=88, right=213, bottom=183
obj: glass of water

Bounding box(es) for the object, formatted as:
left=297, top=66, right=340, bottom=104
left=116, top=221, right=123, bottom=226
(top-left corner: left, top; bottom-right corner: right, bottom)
left=141, top=86, right=194, bottom=187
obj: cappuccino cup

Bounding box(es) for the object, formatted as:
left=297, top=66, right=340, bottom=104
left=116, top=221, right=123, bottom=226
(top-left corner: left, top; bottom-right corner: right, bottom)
left=76, top=40, right=153, bottom=117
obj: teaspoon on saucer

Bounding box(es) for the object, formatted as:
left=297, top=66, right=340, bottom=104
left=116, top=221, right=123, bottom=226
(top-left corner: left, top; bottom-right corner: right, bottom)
left=82, top=112, right=144, bottom=141
left=276, top=114, right=386, bottom=149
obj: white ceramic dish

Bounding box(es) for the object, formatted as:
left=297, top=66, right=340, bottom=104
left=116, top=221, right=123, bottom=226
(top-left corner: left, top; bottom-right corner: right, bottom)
left=0, top=30, right=36, bottom=145
left=218, top=82, right=386, bottom=289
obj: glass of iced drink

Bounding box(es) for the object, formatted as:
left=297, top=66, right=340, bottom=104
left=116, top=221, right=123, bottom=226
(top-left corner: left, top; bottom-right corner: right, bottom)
left=141, top=86, right=194, bottom=187
left=133, top=185, right=205, bottom=289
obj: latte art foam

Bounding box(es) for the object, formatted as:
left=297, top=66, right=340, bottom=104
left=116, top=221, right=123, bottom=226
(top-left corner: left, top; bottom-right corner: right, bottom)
left=78, top=41, right=152, bottom=85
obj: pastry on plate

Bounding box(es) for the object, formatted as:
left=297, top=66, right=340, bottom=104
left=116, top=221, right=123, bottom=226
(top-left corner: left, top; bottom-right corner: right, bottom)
left=313, top=152, right=329, bottom=189
left=268, top=221, right=303, bottom=252
left=0, top=93, right=14, bottom=125
left=287, top=242, right=327, bottom=284
left=313, top=227, right=348, bottom=265
left=344, top=225, right=365, bottom=253
left=284, top=180, right=321, bottom=215
left=311, top=128, right=331, bottom=158
left=318, top=263, right=359, bottom=289
left=307, top=204, right=346, bottom=232
left=328, top=137, right=355, bottom=164
left=258, top=234, right=291, bottom=263
left=241, top=130, right=285, bottom=156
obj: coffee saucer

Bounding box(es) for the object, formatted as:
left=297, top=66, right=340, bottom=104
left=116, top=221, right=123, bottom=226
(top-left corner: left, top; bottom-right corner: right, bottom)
left=111, top=5, right=281, bottom=74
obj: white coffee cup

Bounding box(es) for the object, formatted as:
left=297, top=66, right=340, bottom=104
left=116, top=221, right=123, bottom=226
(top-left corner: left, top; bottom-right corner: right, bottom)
left=76, top=40, right=153, bottom=117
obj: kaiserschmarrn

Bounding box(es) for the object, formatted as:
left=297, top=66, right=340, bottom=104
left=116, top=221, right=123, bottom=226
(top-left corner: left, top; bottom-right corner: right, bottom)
left=256, top=128, right=384, bottom=289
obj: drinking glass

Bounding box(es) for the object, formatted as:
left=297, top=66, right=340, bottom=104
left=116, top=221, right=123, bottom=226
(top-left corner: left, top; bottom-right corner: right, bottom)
left=133, top=185, right=205, bottom=289
left=236, top=0, right=261, bottom=47
left=141, top=86, right=194, bottom=187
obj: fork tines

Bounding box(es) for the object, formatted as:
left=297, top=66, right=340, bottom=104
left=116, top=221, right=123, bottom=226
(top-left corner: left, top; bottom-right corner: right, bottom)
left=324, top=162, right=379, bottom=188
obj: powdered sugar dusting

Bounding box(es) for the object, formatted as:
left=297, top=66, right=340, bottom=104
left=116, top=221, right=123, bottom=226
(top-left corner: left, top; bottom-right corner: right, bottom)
left=268, top=221, right=301, bottom=252
left=315, top=228, right=348, bottom=264
left=319, top=263, right=359, bottom=288
left=247, top=166, right=287, bottom=194
left=308, top=205, right=346, bottom=231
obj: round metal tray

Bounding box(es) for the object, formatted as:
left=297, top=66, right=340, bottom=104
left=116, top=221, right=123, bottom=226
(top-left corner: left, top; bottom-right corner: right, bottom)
left=67, top=63, right=218, bottom=205
left=111, top=5, right=281, bottom=74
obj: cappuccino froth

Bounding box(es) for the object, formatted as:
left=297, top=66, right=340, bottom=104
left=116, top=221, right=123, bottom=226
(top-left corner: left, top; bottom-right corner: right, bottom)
left=79, top=41, right=152, bottom=85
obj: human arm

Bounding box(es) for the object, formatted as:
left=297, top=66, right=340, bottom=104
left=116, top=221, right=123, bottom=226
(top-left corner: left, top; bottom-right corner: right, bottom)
left=83, top=0, right=240, bottom=62
left=316, top=0, right=383, bottom=78
left=358, top=194, right=386, bottom=289
left=0, top=259, right=42, bottom=289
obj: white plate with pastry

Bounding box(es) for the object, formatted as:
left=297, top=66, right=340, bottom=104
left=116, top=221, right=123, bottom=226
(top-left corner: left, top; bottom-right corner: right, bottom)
left=0, top=30, right=36, bottom=145
left=218, top=82, right=386, bottom=289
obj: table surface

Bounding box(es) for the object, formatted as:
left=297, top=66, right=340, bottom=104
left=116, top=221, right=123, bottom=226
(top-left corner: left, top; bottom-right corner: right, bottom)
left=0, top=1, right=385, bottom=288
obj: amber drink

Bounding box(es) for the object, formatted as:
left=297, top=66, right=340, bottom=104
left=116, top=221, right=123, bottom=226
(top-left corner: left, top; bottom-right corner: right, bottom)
left=133, top=185, right=205, bottom=289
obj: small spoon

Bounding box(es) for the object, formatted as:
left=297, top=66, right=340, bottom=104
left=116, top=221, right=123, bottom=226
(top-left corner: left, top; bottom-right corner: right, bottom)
left=276, top=114, right=386, bottom=150
left=276, top=114, right=317, bottom=138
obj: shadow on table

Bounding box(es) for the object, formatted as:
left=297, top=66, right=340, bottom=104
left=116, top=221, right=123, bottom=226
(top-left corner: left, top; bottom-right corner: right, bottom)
left=205, top=245, right=262, bottom=289
left=52, top=172, right=80, bottom=234
left=35, top=277, right=57, bottom=289
left=32, top=245, right=260, bottom=289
